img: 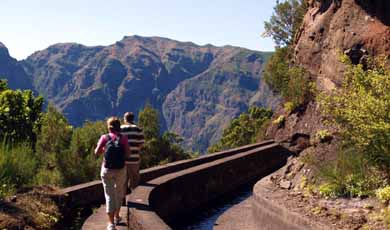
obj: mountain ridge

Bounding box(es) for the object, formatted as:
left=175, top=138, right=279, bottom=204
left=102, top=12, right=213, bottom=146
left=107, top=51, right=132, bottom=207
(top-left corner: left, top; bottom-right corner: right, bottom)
left=1, top=35, right=278, bottom=152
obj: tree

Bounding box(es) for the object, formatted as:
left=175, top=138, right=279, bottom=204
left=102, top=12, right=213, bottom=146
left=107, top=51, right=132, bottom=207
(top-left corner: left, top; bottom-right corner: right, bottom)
left=138, top=105, right=190, bottom=168
left=35, top=104, right=72, bottom=185
left=208, top=107, right=273, bottom=153
left=263, top=0, right=307, bottom=47
left=62, top=120, right=106, bottom=185
left=0, top=79, right=43, bottom=144
left=138, top=103, right=160, bottom=139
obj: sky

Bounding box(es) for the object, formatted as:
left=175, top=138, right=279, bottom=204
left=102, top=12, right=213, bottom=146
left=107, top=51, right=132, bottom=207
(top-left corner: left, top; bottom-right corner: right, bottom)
left=1, top=0, right=277, bottom=60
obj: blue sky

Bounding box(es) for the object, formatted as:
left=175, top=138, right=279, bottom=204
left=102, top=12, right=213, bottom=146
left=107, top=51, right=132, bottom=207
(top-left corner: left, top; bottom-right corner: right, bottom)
left=1, top=0, right=276, bottom=60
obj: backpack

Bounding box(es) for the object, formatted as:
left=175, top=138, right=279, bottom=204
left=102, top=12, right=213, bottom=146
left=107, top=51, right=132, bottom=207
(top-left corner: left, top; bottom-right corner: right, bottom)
left=103, top=134, right=125, bottom=169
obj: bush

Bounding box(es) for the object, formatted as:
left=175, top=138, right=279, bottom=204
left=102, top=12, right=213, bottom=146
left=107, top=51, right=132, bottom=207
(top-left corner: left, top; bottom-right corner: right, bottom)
left=284, top=101, right=296, bottom=114
left=319, top=56, right=390, bottom=170
left=319, top=183, right=343, bottom=198
left=139, top=105, right=191, bottom=168
left=207, top=107, right=273, bottom=153
left=0, top=80, right=43, bottom=144
left=376, top=186, right=390, bottom=204
left=314, top=148, right=384, bottom=198
left=273, top=115, right=285, bottom=128
left=0, top=139, right=37, bottom=198
left=314, top=129, right=332, bottom=143
left=314, top=56, right=390, bottom=198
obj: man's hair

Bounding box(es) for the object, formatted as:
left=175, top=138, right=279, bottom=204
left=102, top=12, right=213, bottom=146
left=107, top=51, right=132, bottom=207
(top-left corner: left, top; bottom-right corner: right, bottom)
left=124, top=112, right=135, bottom=123
left=107, top=116, right=121, bottom=132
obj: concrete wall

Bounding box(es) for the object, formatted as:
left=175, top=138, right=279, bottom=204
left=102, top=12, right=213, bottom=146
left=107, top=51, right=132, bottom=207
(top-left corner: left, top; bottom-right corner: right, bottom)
left=252, top=176, right=328, bottom=230
left=128, top=143, right=292, bottom=229
left=61, top=140, right=274, bottom=208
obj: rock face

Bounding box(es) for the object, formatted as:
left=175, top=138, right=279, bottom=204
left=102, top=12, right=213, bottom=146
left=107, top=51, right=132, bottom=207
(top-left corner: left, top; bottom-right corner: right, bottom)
left=268, top=0, right=390, bottom=145
left=15, top=36, right=277, bottom=152
left=0, top=42, right=33, bottom=90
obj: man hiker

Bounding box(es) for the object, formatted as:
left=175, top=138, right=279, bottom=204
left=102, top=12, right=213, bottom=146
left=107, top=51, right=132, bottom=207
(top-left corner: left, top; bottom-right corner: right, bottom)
left=121, top=112, right=145, bottom=192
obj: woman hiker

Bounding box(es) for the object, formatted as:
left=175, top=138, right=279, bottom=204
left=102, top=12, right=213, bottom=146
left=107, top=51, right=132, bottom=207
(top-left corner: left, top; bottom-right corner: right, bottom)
left=95, top=117, right=131, bottom=230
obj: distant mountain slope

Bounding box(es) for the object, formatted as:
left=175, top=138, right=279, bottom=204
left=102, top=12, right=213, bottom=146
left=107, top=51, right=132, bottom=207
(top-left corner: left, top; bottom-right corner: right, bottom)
left=0, top=42, right=33, bottom=90
left=17, top=36, right=276, bottom=152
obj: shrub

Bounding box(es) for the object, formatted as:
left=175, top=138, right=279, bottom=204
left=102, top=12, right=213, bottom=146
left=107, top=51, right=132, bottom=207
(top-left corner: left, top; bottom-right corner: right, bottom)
left=314, top=129, right=332, bottom=143
left=319, top=183, right=342, bottom=198
left=207, top=107, right=273, bottom=153
left=314, top=148, right=384, bottom=198
left=284, top=101, right=296, bottom=114
left=0, top=139, right=37, bottom=198
left=0, top=80, right=43, bottom=144
left=319, top=56, right=390, bottom=171
left=273, top=115, right=285, bottom=128
left=376, top=186, right=390, bottom=204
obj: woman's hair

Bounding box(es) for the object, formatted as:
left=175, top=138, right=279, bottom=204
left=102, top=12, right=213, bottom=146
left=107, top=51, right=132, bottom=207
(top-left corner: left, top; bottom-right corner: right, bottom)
left=107, top=116, right=121, bottom=132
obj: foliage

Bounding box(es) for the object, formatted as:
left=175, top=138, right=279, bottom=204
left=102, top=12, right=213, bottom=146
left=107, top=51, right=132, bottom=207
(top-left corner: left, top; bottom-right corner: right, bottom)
left=138, top=105, right=191, bottom=168
left=376, top=186, right=390, bottom=204
left=284, top=66, right=314, bottom=106
left=263, top=48, right=313, bottom=107
left=208, top=107, right=273, bottom=153
left=318, top=183, right=342, bottom=198
left=138, top=103, right=160, bottom=140
left=284, top=101, right=295, bottom=114
left=61, top=121, right=106, bottom=186
left=273, top=115, right=286, bottom=128
left=319, top=56, right=390, bottom=171
left=315, top=148, right=384, bottom=198
left=0, top=79, right=43, bottom=144
left=0, top=139, right=37, bottom=199
left=263, top=0, right=307, bottom=47
left=263, top=47, right=290, bottom=93
left=35, top=104, right=73, bottom=185
left=314, top=129, right=332, bottom=143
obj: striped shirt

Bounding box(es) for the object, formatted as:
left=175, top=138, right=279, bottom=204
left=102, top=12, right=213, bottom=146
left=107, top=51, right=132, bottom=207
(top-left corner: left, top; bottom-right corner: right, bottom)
left=120, top=123, right=145, bottom=156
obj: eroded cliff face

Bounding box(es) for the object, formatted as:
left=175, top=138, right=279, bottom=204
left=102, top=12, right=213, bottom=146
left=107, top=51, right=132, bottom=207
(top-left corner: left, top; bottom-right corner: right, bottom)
left=267, top=0, right=390, bottom=148
left=0, top=42, right=33, bottom=90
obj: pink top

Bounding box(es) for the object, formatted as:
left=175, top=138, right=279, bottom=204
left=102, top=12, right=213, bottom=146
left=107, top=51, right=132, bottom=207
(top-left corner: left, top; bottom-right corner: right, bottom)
left=96, top=132, right=129, bottom=152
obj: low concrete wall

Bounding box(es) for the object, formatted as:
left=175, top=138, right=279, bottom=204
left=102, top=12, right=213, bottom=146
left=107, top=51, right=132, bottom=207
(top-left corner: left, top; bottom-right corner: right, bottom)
left=62, top=140, right=274, bottom=209
left=128, top=143, right=291, bottom=229
left=252, top=175, right=328, bottom=230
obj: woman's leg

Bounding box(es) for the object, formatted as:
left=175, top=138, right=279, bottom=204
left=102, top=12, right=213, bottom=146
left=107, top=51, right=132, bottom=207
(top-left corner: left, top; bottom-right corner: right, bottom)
left=114, top=167, right=127, bottom=218
left=102, top=169, right=116, bottom=224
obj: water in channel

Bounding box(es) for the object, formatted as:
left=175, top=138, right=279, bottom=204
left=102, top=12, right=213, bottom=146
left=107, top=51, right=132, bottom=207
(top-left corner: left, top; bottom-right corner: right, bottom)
left=169, top=183, right=253, bottom=230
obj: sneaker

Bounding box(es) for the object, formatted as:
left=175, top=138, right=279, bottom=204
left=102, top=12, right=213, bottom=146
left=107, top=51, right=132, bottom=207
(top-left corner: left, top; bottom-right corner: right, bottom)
left=114, top=216, right=122, bottom=224
left=107, top=223, right=116, bottom=230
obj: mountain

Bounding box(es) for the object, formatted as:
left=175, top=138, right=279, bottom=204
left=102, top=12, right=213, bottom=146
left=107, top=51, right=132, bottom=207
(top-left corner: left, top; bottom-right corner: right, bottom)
left=0, top=42, right=33, bottom=90
left=1, top=36, right=277, bottom=152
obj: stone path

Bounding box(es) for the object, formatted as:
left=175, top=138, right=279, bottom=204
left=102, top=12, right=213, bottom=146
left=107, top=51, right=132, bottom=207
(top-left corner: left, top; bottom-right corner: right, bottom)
left=82, top=205, right=128, bottom=230
left=214, top=196, right=258, bottom=230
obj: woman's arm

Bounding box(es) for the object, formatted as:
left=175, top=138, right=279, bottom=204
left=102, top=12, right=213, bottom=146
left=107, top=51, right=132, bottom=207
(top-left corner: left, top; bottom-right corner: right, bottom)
left=95, top=135, right=106, bottom=156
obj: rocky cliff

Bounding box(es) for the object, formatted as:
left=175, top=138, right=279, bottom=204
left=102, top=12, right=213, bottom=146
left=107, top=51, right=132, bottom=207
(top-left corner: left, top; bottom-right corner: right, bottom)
left=9, top=36, right=277, bottom=152
left=0, top=42, right=33, bottom=90
left=267, top=0, right=390, bottom=146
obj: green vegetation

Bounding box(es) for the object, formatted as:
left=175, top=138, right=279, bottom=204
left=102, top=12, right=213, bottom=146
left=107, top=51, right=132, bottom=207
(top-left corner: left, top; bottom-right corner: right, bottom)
left=376, top=186, right=390, bottom=204
left=272, top=115, right=286, bottom=128
left=0, top=79, right=43, bottom=144
left=314, top=129, right=332, bottom=143
left=0, top=140, right=37, bottom=198
left=0, top=81, right=191, bottom=199
left=263, top=0, right=307, bottom=47
left=263, top=0, right=312, bottom=111
left=208, top=107, right=272, bottom=153
left=139, top=104, right=191, bottom=168
left=314, top=57, right=390, bottom=198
